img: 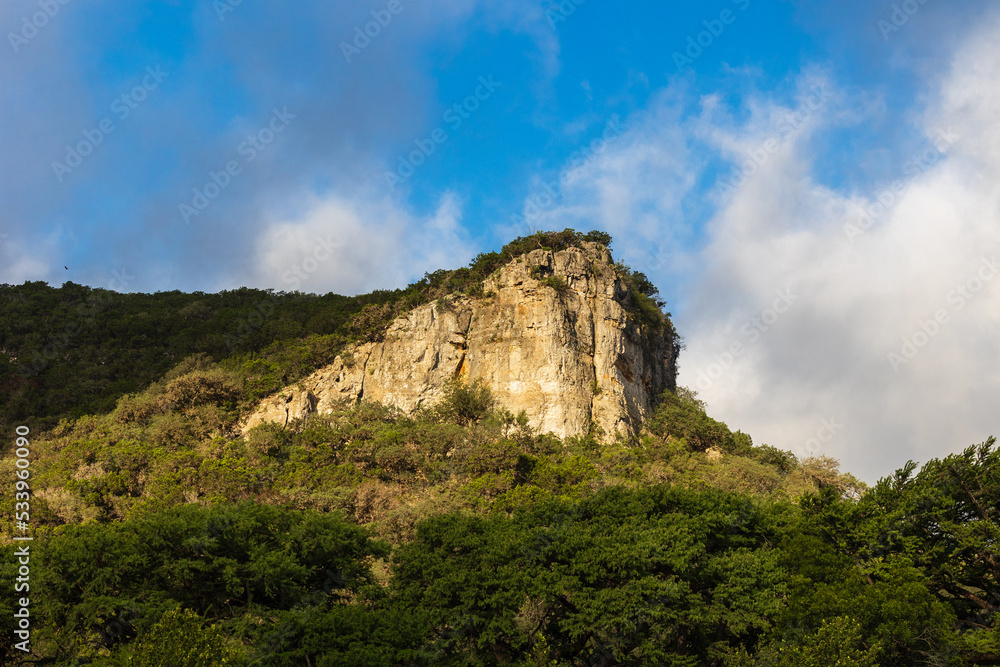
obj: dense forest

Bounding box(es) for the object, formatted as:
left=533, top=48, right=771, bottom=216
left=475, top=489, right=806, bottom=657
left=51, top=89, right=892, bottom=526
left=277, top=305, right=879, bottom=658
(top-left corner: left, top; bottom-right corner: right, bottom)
left=1, top=231, right=997, bottom=665
left=0, top=229, right=639, bottom=433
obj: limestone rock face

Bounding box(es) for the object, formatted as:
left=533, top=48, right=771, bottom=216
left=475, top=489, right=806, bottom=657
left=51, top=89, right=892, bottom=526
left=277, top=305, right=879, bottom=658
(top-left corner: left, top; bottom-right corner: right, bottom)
left=242, top=243, right=678, bottom=440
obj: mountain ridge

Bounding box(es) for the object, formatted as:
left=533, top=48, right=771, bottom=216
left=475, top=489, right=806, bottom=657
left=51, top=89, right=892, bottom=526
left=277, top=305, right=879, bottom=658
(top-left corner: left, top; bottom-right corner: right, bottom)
left=242, top=241, right=679, bottom=440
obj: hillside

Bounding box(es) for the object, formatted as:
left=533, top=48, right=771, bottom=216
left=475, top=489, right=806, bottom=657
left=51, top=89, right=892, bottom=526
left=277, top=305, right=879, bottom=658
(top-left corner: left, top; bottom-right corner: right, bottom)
left=1, top=230, right=997, bottom=666
left=244, top=241, right=679, bottom=441
left=0, top=230, right=638, bottom=433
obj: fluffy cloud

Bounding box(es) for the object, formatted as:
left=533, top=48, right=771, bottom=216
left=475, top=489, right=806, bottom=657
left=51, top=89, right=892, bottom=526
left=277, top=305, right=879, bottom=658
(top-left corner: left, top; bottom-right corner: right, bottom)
left=509, top=92, right=703, bottom=284
left=0, top=234, right=57, bottom=286
left=249, top=191, right=474, bottom=296
left=523, top=15, right=1000, bottom=482
left=0, top=0, right=549, bottom=293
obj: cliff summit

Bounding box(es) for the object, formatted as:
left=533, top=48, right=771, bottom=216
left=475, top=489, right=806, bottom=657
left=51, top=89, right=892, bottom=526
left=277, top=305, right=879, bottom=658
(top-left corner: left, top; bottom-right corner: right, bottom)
left=243, top=238, right=679, bottom=440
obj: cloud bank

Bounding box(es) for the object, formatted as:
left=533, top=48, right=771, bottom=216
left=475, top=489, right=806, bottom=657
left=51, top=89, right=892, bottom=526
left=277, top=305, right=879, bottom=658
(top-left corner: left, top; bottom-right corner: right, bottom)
left=519, top=13, right=1000, bottom=482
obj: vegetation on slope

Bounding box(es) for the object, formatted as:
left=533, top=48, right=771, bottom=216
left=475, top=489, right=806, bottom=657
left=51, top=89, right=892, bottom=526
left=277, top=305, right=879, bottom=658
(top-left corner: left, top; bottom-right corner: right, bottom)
left=1, top=427, right=997, bottom=665
left=1, top=229, right=996, bottom=665
left=0, top=229, right=666, bottom=433
left=1, top=364, right=860, bottom=537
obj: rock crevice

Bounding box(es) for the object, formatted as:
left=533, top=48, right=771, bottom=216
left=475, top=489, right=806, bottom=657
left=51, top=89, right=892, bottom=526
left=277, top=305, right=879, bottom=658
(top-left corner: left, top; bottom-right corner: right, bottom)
left=242, top=243, right=678, bottom=440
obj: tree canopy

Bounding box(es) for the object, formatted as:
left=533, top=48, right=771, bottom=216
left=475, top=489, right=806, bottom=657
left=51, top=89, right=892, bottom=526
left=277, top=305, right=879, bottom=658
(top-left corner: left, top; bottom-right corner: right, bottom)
left=1, top=229, right=996, bottom=665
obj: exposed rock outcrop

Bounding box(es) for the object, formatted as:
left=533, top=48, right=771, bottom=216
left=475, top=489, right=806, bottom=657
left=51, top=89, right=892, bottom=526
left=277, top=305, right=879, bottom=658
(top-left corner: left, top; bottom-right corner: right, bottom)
left=242, top=243, right=678, bottom=440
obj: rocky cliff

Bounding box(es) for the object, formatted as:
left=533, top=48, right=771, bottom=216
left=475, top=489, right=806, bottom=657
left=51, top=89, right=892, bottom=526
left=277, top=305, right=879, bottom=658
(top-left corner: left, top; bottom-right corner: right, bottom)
left=242, top=242, right=678, bottom=440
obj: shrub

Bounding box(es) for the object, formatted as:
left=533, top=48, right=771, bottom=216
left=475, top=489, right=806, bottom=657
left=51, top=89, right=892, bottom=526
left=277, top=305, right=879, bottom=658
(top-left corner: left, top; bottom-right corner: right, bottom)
left=114, top=392, right=168, bottom=425
left=751, top=444, right=798, bottom=474
left=726, top=616, right=877, bottom=667
left=460, top=439, right=532, bottom=478
left=351, top=481, right=405, bottom=523
left=647, top=387, right=735, bottom=452
left=628, top=288, right=666, bottom=332
left=433, top=378, right=496, bottom=426
left=462, top=471, right=517, bottom=506
left=123, top=608, right=246, bottom=667
left=528, top=455, right=598, bottom=495
left=346, top=302, right=396, bottom=342
left=163, top=353, right=217, bottom=382
left=582, top=230, right=612, bottom=247
left=148, top=412, right=202, bottom=449
left=796, top=456, right=866, bottom=497
left=703, top=456, right=784, bottom=496
left=541, top=276, right=569, bottom=293
left=161, top=369, right=240, bottom=411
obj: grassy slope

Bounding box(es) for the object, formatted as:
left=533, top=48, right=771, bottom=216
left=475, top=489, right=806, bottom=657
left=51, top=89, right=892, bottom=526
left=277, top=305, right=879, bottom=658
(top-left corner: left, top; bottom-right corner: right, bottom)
left=1, top=229, right=860, bottom=542
left=0, top=229, right=667, bottom=434
left=3, top=231, right=995, bottom=666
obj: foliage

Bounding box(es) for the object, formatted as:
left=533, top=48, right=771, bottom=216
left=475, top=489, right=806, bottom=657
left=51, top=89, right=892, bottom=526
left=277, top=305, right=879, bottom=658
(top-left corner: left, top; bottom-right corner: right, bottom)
left=757, top=438, right=1000, bottom=666
left=430, top=378, right=496, bottom=426
left=1, top=380, right=852, bottom=541
left=726, top=616, right=878, bottom=667
left=647, top=387, right=744, bottom=453
left=0, top=502, right=386, bottom=664
left=0, top=230, right=622, bottom=435
left=612, top=259, right=678, bottom=341
left=0, top=283, right=409, bottom=433
left=120, top=608, right=246, bottom=666
left=0, top=390, right=996, bottom=664
left=540, top=275, right=569, bottom=293
left=3, top=230, right=998, bottom=665
left=420, top=228, right=613, bottom=300
left=390, top=485, right=791, bottom=665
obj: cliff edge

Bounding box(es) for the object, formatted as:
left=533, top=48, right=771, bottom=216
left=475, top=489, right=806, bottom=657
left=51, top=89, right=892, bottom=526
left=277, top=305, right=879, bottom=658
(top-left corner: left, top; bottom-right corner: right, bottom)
left=242, top=241, right=678, bottom=440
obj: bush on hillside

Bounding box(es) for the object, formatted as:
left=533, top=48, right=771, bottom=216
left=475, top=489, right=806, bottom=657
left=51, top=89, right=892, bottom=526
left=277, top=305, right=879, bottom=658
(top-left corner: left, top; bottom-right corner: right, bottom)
left=431, top=378, right=496, bottom=427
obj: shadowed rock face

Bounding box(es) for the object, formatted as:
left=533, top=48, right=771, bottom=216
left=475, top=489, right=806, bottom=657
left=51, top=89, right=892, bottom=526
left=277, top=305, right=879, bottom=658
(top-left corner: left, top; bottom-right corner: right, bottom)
left=242, top=243, right=678, bottom=440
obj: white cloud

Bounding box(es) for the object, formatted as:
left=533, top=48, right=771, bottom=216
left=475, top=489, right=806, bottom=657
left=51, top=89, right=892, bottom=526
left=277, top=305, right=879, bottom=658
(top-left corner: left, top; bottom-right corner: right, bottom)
left=521, top=14, right=1000, bottom=482
left=0, top=231, right=60, bottom=285
left=249, top=191, right=474, bottom=296
left=0, top=0, right=555, bottom=293
left=513, top=91, right=702, bottom=279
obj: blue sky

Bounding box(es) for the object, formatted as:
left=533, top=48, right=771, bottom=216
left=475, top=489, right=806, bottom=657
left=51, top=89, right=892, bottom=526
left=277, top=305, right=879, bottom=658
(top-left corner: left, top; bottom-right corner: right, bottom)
left=3, top=0, right=999, bottom=482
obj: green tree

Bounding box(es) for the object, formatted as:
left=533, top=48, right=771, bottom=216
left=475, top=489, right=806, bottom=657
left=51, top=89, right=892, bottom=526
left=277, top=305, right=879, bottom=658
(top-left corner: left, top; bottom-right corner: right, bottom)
left=23, top=502, right=387, bottom=661
left=124, top=608, right=245, bottom=666
left=390, top=485, right=791, bottom=665
left=647, top=387, right=742, bottom=453
left=728, top=616, right=877, bottom=667
left=432, top=378, right=496, bottom=426
left=771, top=439, right=1000, bottom=665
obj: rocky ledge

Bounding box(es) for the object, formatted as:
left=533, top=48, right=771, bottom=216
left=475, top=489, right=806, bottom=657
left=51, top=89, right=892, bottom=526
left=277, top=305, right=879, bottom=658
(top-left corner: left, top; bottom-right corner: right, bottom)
left=242, top=242, right=678, bottom=440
